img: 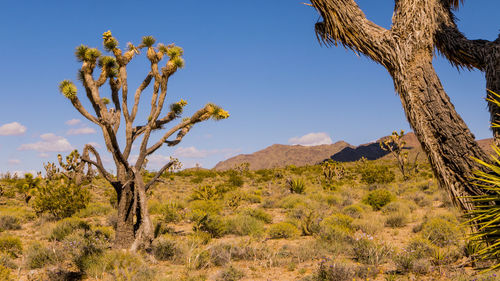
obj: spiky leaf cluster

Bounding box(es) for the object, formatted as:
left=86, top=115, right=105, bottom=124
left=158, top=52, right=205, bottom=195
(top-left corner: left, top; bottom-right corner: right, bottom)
left=102, top=30, right=118, bottom=51
left=75, top=45, right=89, bottom=62
left=169, top=99, right=188, bottom=116
left=142, top=36, right=156, bottom=47
left=59, top=80, right=77, bottom=99
left=207, top=103, right=230, bottom=120
left=102, top=97, right=110, bottom=105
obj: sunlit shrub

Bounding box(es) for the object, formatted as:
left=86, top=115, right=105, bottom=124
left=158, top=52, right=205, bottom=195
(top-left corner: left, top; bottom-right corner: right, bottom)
left=362, top=189, right=395, bottom=210
left=268, top=222, right=300, bottom=239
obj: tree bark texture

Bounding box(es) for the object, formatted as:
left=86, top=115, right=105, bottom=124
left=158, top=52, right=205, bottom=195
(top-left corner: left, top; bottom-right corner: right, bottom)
left=435, top=11, right=500, bottom=145
left=311, top=0, right=488, bottom=211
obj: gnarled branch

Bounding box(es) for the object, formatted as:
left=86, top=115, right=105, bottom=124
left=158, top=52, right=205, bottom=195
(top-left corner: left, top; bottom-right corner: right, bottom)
left=144, top=160, right=175, bottom=191
left=82, top=144, right=115, bottom=184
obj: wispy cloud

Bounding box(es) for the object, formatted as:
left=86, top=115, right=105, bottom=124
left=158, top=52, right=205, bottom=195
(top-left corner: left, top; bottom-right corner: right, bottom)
left=65, top=119, right=82, bottom=126
left=0, top=122, right=27, bottom=136
left=18, top=133, right=74, bottom=153
left=288, top=132, right=333, bottom=146
left=8, top=159, right=21, bottom=165
left=67, top=127, right=97, bottom=135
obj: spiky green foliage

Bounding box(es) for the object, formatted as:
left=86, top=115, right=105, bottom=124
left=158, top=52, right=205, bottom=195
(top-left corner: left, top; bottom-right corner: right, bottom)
left=172, top=56, right=185, bottom=69
left=169, top=99, right=188, bottom=116
left=84, top=48, right=101, bottom=62
left=142, top=36, right=156, bottom=47
left=98, top=56, right=117, bottom=69
left=102, top=97, right=110, bottom=105
left=466, top=145, right=500, bottom=271
left=207, top=103, right=230, bottom=120
left=59, top=80, right=77, bottom=99
left=75, top=45, right=89, bottom=62
left=102, top=30, right=118, bottom=51
left=167, top=46, right=184, bottom=58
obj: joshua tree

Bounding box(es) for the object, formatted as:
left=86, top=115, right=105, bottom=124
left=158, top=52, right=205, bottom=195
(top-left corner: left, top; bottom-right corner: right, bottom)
left=309, top=0, right=488, bottom=211
left=435, top=2, right=500, bottom=145
left=59, top=31, right=229, bottom=250
left=379, top=130, right=418, bottom=181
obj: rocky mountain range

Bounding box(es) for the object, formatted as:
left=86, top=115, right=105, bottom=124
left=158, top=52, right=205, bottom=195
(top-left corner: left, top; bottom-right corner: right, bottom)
left=214, top=133, right=494, bottom=171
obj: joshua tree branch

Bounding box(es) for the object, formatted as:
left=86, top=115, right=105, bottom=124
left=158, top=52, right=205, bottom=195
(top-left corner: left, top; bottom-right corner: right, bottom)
left=69, top=97, right=100, bottom=125
left=144, top=160, right=174, bottom=191
left=130, top=73, right=153, bottom=122
left=436, top=23, right=489, bottom=70
left=311, top=0, right=395, bottom=69
left=82, top=144, right=114, bottom=183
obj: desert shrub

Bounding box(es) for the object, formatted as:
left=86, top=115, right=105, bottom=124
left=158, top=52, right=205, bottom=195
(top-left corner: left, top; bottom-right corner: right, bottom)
left=300, top=211, right=321, bottom=236
left=286, top=178, right=306, bottom=194
left=0, top=253, right=16, bottom=269
left=381, top=201, right=410, bottom=214
left=342, top=204, right=365, bottom=219
left=412, top=258, right=431, bottom=275
left=25, top=242, right=56, bottom=269
left=242, top=208, right=272, bottom=224
left=84, top=250, right=155, bottom=280
left=393, top=250, right=416, bottom=273
left=420, top=217, right=460, bottom=247
left=352, top=235, right=391, bottom=266
left=409, top=191, right=432, bottom=207
left=208, top=243, right=232, bottom=266
left=189, top=200, right=222, bottom=217
left=319, top=213, right=354, bottom=241
left=226, top=215, right=264, bottom=237
left=0, top=215, right=21, bottom=232
left=406, top=236, right=435, bottom=259
left=216, top=264, right=244, bottom=281
left=190, top=185, right=220, bottom=201
left=159, top=202, right=184, bottom=224
left=385, top=212, right=408, bottom=228
left=49, top=217, right=91, bottom=241
left=352, top=218, right=383, bottom=236
left=76, top=202, right=112, bottom=218
left=0, top=236, right=22, bottom=258
left=279, top=194, right=307, bottom=209
left=359, top=165, right=395, bottom=184
left=362, top=189, right=394, bottom=210
left=0, top=265, right=13, bottom=281
left=227, top=171, right=244, bottom=187
left=62, top=228, right=111, bottom=272
left=315, top=260, right=356, bottom=281
left=224, top=191, right=243, bottom=210
left=32, top=180, right=90, bottom=218
left=192, top=213, right=226, bottom=238
left=268, top=222, right=300, bottom=239
left=151, top=236, right=186, bottom=262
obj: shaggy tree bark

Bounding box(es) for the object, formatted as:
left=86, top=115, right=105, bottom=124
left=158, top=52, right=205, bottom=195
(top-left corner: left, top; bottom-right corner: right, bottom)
left=59, top=32, right=229, bottom=250
left=310, top=0, right=488, bottom=211
left=435, top=3, right=500, bottom=145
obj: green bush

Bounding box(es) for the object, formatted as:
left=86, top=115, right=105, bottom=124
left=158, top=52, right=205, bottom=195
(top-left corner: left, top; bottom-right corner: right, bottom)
left=226, top=215, right=264, bottom=237
left=25, top=242, right=56, bottom=269
left=352, top=237, right=391, bottom=266
left=216, top=264, right=244, bottom=281
left=49, top=217, right=91, bottom=241
left=286, top=178, right=306, bottom=194
left=268, top=222, right=300, bottom=239
left=63, top=228, right=111, bottom=272
left=160, top=202, right=184, bottom=224
left=384, top=212, right=408, bottom=228
left=342, top=204, right=365, bottom=219
left=360, top=165, right=395, bottom=184
left=362, top=189, right=395, bottom=210
left=0, top=215, right=21, bottom=232
left=151, top=236, right=186, bottom=262
left=0, top=265, right=13, bottom=281
left=0, top=236, right=22, bottom=258
left=242, top=208, right=272, bottom=224
left=420, top=217, right=460, bottom=247
left=227, top=172, right=244, bottom=187
left=76, top=202, right=112, bottom=218
left=319, top=213, right=354, bottom=241
left=190, top=185, right=220, bottom=201
left=32, top=180, right=90, bottom=218
left=192, top=213, right=226, bottom=238
left=84, top=249, right=155, bottom=280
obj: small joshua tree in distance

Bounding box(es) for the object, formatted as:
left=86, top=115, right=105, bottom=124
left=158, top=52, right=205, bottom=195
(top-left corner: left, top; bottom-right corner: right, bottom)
left=379, top=130, right=418, bottom=181
left=59, top=31, right=229, bottom=250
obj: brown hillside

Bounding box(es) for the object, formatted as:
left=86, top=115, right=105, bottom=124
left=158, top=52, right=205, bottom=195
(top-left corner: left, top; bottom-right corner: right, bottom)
left=214, top=132, right=495, bottom=171
left=213, top=141, right=351, bottom=170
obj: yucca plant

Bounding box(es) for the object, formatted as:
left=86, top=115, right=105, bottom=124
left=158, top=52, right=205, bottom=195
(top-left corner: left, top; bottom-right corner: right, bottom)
left=466, top=90, right=500, bottom=271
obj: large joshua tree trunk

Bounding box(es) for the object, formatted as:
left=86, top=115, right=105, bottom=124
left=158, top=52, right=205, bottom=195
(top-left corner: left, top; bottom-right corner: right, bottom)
left=435, top=3, right=500, bottom=145
left=60, top=32, right=229, bottom=250
left=311, top=0, right=488, bottom=211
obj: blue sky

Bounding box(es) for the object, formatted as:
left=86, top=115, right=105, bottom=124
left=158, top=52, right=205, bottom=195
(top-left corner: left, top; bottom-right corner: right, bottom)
left=0, top=1, right=498, bottom=174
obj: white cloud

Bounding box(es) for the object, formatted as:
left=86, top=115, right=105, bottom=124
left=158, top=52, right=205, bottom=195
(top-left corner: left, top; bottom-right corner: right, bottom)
left=65, top=119, right=82, bottom=126
left=18, top=133, right=74, bottom=153
left=288, top=132, right=333, bottom=146
left=67, top=127, right=97, bottom=135
left=8, top=159, right=21, bottom=165
left=0, top=122, right=27, bottom=136
left=39, top=152, right=50, bottom=158
left=174, top=147, right=209, bottom=158
left=173, top=147, right=241, bottom=159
